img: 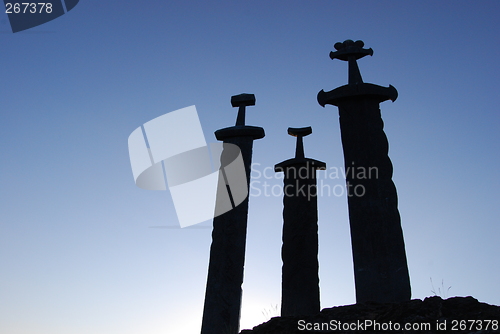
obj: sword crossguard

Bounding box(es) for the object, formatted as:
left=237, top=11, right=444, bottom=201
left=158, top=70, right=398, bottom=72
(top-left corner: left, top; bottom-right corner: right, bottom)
left=231, top=93, right=256, bottom=126
left=288, top=126, right=312, bottom=159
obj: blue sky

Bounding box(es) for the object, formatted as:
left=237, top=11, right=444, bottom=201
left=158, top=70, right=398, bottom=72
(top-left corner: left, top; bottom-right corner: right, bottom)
left=1, top=1, right=499, bottom=333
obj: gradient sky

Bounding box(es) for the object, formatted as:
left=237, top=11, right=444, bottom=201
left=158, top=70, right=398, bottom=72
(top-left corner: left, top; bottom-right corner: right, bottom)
left=1, top=1, right=499, bottom=333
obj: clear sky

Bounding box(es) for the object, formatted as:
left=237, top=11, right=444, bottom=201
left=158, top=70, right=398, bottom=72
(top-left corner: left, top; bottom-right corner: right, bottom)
left=1, top=1, right=499, bottom=333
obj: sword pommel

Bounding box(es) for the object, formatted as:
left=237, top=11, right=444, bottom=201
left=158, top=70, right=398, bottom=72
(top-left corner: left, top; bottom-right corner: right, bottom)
left=231, top=93, right=256, bottom=126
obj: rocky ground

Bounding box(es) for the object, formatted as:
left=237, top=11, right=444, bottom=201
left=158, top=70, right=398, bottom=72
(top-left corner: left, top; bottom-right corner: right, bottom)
left=240, top=296, right=500, bottom=333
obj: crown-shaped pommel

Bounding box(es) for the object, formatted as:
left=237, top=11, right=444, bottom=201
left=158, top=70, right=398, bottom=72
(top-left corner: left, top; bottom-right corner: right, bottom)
left=231, top=93, right=256, bottom=126
left=329, top=39, right=373, bottom=61
left=288, top=126, right=312, bottom=159
left=329, top=40, right=373, bottom=86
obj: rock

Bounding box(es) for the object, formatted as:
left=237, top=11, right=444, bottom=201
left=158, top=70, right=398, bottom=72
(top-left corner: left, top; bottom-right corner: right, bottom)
left=240, top=296, right=500, bottom=333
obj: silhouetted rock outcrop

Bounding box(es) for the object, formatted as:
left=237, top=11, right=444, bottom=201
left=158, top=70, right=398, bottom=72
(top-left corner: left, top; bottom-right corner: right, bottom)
left=240, top=296, right=500, bottom=333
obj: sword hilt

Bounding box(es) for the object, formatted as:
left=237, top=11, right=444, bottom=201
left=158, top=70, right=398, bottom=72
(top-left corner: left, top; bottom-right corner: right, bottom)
left=288, top=126, right=312, bottom=159
left=231, top=93, right=256, bottom=126
left=329, top=40, right=373, bottom=85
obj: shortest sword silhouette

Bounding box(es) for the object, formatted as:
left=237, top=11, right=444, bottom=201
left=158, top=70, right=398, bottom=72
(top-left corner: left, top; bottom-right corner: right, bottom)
left=275, top=126, right=325, bottom=317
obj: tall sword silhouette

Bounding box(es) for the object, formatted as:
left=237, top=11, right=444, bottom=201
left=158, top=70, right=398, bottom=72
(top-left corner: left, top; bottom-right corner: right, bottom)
left=201, top=94, right=265, bottom=334
left=318, top=40, right=411, bottom=303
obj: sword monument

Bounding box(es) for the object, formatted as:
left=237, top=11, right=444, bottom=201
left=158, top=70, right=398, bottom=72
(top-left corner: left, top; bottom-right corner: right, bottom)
left=275, top=126, right=325, bottom=316
left=318, top=40, right=411, bottom=303
left=201, top=93, right=265, bottom=334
